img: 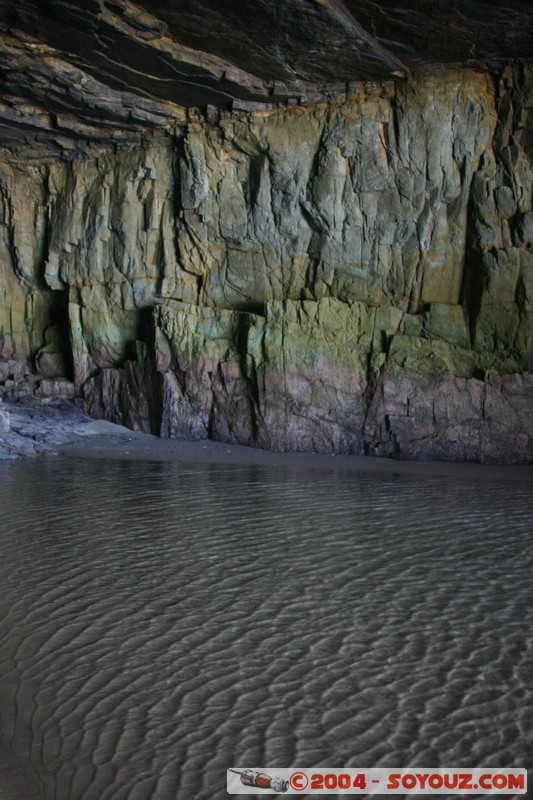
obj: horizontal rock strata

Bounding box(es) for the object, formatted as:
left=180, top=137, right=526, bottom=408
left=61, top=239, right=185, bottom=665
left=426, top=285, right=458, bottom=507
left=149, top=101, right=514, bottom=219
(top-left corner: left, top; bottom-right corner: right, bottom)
left=1, top=1, right=532, bottom=159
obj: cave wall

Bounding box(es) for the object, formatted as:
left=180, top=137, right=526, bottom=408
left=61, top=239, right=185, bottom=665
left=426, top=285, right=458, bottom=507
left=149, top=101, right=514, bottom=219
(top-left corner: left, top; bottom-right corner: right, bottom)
left=1, top=66, right=532, bottom=462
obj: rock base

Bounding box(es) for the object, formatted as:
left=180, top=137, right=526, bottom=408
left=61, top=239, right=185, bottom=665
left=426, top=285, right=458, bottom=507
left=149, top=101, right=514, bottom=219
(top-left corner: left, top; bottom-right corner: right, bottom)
left=75, top=299, right=533, bottom=465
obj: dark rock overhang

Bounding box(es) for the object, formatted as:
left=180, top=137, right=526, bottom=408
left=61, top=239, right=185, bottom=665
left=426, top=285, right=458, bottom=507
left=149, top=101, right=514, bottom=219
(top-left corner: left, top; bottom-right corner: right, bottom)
left=1, top=0, right=532, bottom=157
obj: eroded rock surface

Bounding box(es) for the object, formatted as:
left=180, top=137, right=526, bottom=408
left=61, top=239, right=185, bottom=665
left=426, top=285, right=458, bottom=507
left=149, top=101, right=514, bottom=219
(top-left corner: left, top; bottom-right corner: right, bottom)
left=144, top=298, right=533, bottom=462
left=1, top=65, right=532, bottom=463
left=0, top=399, right=121, bottom=459
left=1, top=1, right=532, bottom=159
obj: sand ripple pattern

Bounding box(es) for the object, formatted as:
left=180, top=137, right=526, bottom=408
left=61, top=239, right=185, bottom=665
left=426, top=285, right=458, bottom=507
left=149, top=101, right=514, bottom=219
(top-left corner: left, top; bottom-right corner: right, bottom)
left=0, top=458, right=532, bottom=799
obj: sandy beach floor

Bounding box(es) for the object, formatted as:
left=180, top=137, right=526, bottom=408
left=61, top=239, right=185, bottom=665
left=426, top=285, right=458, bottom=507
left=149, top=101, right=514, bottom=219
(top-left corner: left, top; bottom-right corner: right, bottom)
left=1, top=401, right=532, bottom=799
left=59, top=427, right=533, bottom=482
left=1, top=399, right=532, bottom=483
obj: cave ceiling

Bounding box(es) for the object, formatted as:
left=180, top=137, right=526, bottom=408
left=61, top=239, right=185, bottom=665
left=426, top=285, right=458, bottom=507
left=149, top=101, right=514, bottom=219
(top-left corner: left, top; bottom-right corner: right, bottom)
left=0, top=0, right=532, bottom=157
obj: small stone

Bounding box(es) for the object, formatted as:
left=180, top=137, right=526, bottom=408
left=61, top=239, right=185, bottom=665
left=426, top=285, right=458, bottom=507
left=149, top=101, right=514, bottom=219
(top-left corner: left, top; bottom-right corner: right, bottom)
left=0, top=408, right=10, bottom=432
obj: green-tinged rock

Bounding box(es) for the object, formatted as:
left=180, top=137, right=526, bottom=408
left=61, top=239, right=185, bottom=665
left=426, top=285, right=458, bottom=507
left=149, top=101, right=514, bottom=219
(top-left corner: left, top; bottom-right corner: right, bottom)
left=0, top=65, right=532, bottom=463
left=152, top=299, right=370, bottom=452
left=387, top=334, right=477, bottom=379
left=416, top=303, right=469, bottom=349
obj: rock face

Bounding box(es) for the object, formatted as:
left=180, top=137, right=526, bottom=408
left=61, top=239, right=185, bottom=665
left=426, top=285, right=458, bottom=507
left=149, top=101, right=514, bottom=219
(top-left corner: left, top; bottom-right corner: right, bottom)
left=1, top=65, right=532, bottom=463
left=2, top=1, right=533, bottom=159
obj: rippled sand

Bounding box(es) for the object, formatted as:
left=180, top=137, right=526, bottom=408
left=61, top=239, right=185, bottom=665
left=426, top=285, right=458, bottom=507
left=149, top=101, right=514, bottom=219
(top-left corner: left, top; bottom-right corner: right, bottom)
left=0, top=457, right=532, bottom=799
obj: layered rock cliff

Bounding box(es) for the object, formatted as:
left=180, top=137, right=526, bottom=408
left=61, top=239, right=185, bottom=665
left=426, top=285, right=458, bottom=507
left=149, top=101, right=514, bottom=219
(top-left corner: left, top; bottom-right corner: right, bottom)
left=1, top=65, right=532, bottom=462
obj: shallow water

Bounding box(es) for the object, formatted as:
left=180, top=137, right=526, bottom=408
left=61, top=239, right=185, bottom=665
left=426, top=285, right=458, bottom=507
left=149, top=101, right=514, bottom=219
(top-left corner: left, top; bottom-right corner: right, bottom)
left=0, top=457, right=531, bottom=800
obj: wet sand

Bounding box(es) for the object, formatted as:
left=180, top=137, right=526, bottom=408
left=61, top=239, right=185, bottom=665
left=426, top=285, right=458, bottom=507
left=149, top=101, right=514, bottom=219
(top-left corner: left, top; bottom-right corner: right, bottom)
left=1, top=405, right=532, bottom=799
left=1, top=399, right=532, bottom=482
left=59, top=425, right=533, bottom=483
left=1, top=454, right=532, bottom=799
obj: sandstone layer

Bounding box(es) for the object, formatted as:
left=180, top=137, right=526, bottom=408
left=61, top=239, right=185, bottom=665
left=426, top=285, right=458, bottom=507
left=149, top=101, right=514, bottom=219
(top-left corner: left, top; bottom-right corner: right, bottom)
left=1, top=65, right=532, bottom=463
